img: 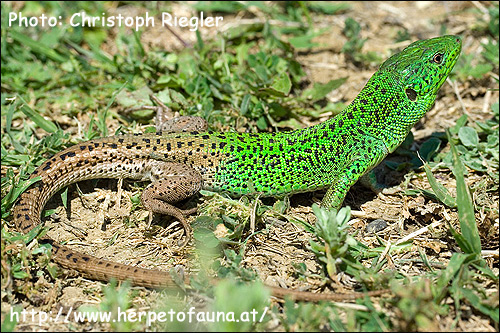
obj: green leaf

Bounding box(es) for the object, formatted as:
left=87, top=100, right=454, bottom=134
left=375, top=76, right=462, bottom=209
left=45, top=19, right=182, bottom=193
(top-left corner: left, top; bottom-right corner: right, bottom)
left=192, top=1, right=246, bottom=13
left=433, top=253, right=470, bottom=303
left=469, top=63, right=493, bottom=78
left=420, top=157, right=457, bottom=208
left=256, top=116, right=268, bottom=130
left=115, top=86, right=154, bottom=108
left=1, top=176, right=41, bottom=218
left=61, top=187, right=69, bottom=209
left=240, top=94, right=251, bottom=115
left=193, top=227, right=220, bottom=249
left=288, top=34, right=320, bottom=49
left=18, top=102, right=58, bottom=134
left=449, top=114, right=468, bottom=135
left=1, top=305, right=21, bottom=331
left=271, top=72, right=292, bottom=96
left=458, top=127, right=479, bottom=148
left=462, top=288, right=499, bottom=323
left=24, top=224, right=45, bottom=245
left=211, top=280, right=269, bottom=332
left=448, top=223, right=476, bottom=254
left=301, top=77, right=347, bottom=102
left=12, top=263, right=30, bottom=279
left=419, top=137, right=442, bottom=161
left=253, top=65, right=269, bottom=81
left=9, top=30, right=66, bottom=63
left=308, top=2, right=350, bottom=14
left=448, top=130, right=482, bottom=255
left=169, top=89, right=189, bottom=107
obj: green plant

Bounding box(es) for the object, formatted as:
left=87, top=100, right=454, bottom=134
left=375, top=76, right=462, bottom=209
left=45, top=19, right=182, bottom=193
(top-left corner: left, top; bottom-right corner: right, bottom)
left=341, top=17, right=381, bottom=66
left=409, top=129, right=499, bottom=324
left=308, top=204, right=357, bottom=279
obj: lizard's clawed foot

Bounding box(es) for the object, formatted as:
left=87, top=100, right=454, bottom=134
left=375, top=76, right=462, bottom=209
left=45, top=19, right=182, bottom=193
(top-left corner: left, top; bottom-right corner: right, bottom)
left=141, top=162, right=202, bottom=250
left=146, top=207, right=197, bottom=249
left=176, top=207, right=198, bottom=249
left=174, top=215, right=192, bottom=249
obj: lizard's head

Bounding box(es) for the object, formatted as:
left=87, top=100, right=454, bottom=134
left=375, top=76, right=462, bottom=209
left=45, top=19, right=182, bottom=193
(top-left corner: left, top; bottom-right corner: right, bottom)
left=358, top=35, right=462, bottom=152
left=381, top=35, right=461, bottom=106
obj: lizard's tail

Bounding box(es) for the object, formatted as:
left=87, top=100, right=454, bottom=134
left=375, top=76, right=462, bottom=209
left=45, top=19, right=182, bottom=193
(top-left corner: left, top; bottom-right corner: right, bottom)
left=12, top=137, right=185, bottom=289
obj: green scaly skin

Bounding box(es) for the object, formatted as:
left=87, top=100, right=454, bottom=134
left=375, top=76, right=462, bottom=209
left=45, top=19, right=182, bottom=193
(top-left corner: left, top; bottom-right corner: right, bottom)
left=12, top=35, right=461, bottom=297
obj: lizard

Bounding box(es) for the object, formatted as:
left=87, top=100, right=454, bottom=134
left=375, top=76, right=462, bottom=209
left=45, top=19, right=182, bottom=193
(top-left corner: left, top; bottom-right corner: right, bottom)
left=11, top=35, right=461, bottom=302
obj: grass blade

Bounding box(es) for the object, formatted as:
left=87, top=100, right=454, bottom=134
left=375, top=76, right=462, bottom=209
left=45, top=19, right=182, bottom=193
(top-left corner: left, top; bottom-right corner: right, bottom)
left=447, top=130, right=481, bottom=255
left=18, top=97, right=58, bottom=134
left=419, top=154, right=457, bottom=208
left=9, top=30, right=66, bottom=63
left=1, top=176, right=41, bottom=218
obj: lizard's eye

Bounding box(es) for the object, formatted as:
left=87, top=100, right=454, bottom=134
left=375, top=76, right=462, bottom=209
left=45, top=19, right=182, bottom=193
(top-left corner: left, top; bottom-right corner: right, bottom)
left=405, top=88, right=417, bottom=101
left=432, top=53, right=443, bottom=64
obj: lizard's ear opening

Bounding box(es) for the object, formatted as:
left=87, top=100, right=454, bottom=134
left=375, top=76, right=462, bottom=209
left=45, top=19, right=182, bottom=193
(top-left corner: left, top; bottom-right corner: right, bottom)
left=405, top=88, right=417, bottom=101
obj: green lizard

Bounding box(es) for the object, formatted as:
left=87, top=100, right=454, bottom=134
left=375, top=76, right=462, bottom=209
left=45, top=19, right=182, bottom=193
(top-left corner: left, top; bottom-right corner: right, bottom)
left=12, top=35, right=461, bottom=301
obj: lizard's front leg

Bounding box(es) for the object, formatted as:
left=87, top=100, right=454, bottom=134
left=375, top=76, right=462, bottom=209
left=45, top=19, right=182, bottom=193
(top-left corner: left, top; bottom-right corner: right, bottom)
left=141, top=161, right=203, bottom=247
left=322, top=137, right=388, bottom=210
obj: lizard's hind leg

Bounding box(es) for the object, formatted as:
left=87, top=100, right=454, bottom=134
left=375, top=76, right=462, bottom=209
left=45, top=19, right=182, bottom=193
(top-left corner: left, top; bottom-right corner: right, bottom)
left=141, top=161, right=203, bottom=248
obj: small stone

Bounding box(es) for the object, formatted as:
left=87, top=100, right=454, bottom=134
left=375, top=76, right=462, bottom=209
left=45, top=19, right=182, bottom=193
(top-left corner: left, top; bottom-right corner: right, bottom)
left=365, top=219, right=388, bottom=233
